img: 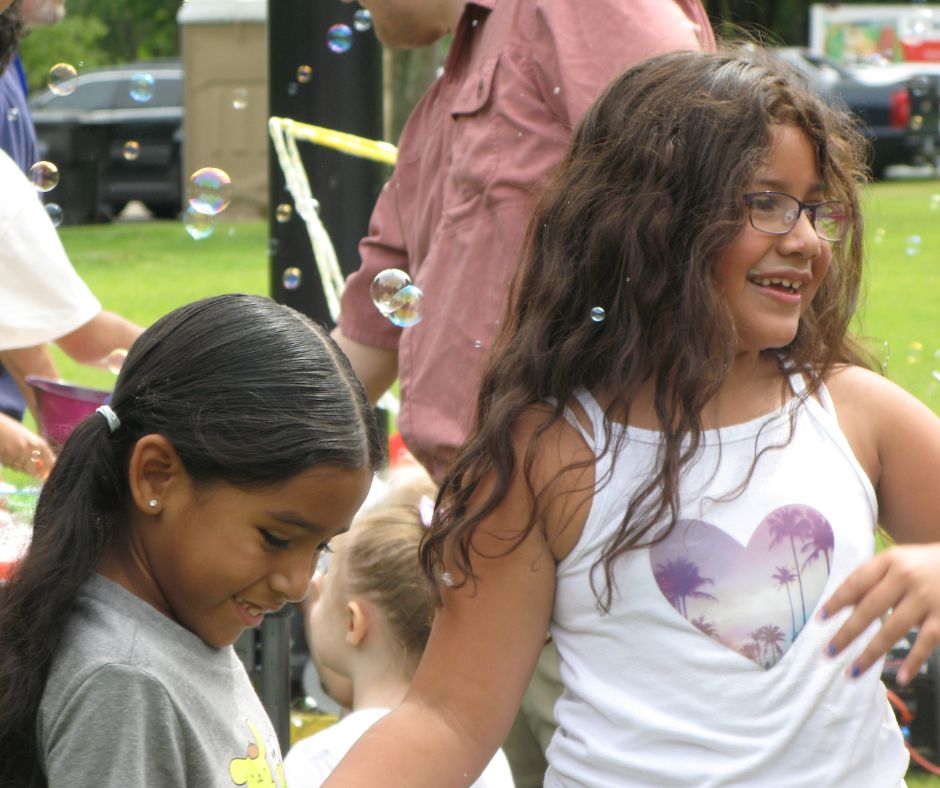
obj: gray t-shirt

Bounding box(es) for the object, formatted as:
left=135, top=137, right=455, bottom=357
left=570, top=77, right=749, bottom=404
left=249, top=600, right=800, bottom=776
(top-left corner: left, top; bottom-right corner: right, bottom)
left=37, top=574, right=286, bottom=787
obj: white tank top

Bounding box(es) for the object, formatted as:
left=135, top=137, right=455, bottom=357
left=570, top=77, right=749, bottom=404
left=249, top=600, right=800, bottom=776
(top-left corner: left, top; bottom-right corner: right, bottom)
left=545, top=374, right=908, bottom=787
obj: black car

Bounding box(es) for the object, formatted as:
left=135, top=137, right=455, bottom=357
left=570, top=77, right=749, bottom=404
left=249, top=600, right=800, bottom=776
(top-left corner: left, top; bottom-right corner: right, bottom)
left=30, top=60, right=183, bottom=223
left=775, top=48, right=924, bottom=178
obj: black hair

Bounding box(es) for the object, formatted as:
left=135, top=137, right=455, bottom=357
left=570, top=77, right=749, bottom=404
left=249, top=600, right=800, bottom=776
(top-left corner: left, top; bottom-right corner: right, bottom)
left=0, top=293, right=386, bottom=786
left=0, top=0, right=23, bottom=75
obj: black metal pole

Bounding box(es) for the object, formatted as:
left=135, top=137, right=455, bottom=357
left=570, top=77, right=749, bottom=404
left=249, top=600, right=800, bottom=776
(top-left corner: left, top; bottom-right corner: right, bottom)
left=268, top=0, right=384, bottom=327
left=260, top=0, right=384, bottom=754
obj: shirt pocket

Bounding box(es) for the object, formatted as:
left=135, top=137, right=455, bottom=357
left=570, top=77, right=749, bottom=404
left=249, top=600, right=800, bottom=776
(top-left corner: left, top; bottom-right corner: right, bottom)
left=447, top=54, right=501, bottom=206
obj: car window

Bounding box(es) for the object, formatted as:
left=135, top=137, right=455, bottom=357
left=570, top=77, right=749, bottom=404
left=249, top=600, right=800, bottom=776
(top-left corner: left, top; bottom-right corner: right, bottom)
left=31, top=78, right=118, bottom=111
left=30, top=71, right=182, bottom=112
left=112, top=73, right=182, bottom=110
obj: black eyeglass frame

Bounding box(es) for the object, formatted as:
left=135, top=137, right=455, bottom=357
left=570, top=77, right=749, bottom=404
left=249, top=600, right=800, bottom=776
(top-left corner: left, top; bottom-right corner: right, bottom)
left=743, top=191, right=847, bottom=243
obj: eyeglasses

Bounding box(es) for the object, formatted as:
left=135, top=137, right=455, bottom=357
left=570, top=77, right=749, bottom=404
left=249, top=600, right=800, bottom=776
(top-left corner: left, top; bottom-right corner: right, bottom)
left=743, top=191, right=847, bottom=242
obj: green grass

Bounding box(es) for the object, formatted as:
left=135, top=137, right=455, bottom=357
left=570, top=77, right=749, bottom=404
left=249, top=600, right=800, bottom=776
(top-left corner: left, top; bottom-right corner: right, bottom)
left=860, top=178, right=940, bottom=409
left=6, top=184, right=940, bottom=782
left=47, top=218, right=270, bottom=390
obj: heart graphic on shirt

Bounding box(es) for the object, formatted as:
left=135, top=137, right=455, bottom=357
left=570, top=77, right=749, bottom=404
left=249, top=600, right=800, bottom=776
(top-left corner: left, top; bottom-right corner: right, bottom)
left=649, top=504, right=833, bottom=669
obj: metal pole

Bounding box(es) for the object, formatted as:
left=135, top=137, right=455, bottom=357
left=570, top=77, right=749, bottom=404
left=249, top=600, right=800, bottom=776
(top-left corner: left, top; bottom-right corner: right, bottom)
left=261, top=0, right=384, bottom=753
left=268, top=0, right=384, bottom=327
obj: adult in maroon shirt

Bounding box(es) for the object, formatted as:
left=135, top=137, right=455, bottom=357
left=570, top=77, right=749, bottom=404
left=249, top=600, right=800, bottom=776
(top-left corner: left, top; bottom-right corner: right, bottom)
left=332, top=0, right=714, bottom=784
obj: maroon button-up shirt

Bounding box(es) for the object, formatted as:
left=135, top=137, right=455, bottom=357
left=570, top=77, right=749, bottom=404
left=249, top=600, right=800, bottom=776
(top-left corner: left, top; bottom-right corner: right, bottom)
left=338, top=0, right=714, bottom=479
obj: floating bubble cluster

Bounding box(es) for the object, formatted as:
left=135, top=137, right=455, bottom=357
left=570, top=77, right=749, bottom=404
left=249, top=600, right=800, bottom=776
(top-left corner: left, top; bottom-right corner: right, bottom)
left=122, top=140, right=140, bottom=161
left=29, top=161, right=59, bottom=192
left=45, top=203, right=63, bottom=227
left=129, top=72, right=155, bottom=103
left=327, top=24, right=353, bottom=53
left=282, top=267, right=302, bottom=290
left=353, top=9, right=372, bottom=31
left=48, top=63, right=77, bottom=96
left=275, top=203, right=293, bottom=223
left=183, top=206, right=215, bottom=240
left=187, top=167, right=232, bottom=216
left=370, top=269, right=424, bottom=327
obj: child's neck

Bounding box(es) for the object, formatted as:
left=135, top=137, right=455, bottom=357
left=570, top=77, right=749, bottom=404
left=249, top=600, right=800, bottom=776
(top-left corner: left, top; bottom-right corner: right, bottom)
left=348, top=649, right=412, bottom=712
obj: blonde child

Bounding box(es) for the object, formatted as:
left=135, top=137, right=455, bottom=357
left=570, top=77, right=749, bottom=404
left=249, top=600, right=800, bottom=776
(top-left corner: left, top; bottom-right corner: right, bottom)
left=0, top=294, right=385, bottom=787
left=286, top=466, right=514, bottom=787
left=325, top=46, right=940, bottom=786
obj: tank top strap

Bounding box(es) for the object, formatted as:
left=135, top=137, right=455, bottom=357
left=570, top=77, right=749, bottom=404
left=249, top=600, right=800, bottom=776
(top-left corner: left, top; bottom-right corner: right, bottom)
left=571, top=387, right=609, bottom=447
left=783, top=362, right=838, bottom=420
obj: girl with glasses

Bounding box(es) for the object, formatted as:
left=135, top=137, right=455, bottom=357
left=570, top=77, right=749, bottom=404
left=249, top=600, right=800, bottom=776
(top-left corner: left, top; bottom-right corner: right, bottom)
left=326, top=46, right=937, bottom=786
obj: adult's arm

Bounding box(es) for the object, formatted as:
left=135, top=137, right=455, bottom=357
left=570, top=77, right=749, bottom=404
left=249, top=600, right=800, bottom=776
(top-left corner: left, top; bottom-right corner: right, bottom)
left=331, top=327, right=398, bottom=408
left=54, top=310, right=142, bottom=368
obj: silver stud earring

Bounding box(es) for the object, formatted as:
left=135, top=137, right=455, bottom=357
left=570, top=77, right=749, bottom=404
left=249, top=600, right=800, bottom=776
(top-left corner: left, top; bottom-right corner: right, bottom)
left=148, top=499, right=158, bottom=509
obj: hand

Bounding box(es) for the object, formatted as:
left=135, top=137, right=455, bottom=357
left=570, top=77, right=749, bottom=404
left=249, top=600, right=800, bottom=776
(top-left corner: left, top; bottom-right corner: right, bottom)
left=0, top=413, right=55, bottom=479
left=820, top=544, right=940, bottom=685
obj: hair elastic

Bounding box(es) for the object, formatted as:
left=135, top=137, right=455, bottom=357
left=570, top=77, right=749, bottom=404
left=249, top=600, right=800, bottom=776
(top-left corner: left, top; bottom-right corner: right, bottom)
left=96, top=405, right=121, bottom=433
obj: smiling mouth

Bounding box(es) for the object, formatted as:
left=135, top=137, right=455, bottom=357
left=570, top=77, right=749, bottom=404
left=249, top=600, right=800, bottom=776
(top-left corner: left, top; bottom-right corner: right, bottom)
left=747, top=274, right=803, bottom=294
left=235, top=596, right=265, bottom=617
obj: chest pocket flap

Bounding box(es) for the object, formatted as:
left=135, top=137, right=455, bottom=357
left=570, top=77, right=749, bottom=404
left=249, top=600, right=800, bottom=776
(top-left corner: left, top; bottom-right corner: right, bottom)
left=451, top=54, right=500, bottom=118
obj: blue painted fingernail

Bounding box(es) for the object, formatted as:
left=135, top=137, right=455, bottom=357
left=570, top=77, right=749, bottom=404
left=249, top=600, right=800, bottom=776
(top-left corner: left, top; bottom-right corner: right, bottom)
left=850, top=663, right=861, bottom=678
left=827, top=643, right=837, bottom=657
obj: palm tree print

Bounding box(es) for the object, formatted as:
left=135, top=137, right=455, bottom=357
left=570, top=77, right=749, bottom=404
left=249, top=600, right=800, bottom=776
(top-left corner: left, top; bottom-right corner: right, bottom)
left=768, top=506, right=811, bottom=625
left=690, top=617, right=718, bottom=639
left=653, top=557, right=717, bottom=618
left=801, top=510, right=834, bottom=574
left=771, top=565, right=798, bottom=641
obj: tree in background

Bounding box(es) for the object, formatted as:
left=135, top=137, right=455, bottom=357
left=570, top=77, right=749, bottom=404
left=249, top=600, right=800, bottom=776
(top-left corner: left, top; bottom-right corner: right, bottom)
left=17, top=0, right=179, bottom=92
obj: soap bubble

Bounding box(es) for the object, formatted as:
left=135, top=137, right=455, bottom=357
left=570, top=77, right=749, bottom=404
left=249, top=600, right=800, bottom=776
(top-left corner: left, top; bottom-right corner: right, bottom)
left=129, top=72, right=155, bottom=103
left=282, top=267, right=302, bottom=290
left=122, top=140, right=140, bottom=161
left=387, top=285, right=424, bottom=328
left=187, top=167, right=232, bottom=216
left=28, top=160, right=59, bottom=192
left=47, top=63, right=77, bottom=96
left=296, top=65, right=313, bottom=83
left=327, top=24, right=353, bottom=53
left=370, top=269, right=412, bottom=315
left=275, top=203, right=293, bottom=223
left=878, top=340, right=891, bottom=374
left=353, top=9, right=372, bottom=31
left=45, top=203, right=63, bottom=227
left=874, top=227, right=886, bottom=244
left=905, top=235, right=922, bottom=256
left=6, top=107, right=18, bottom=122
left=105, top=348, right=128, bottom=375
left=183, top=206, right=215, bottom=240
left=590, top=306, right=606, bottom=323
left=906, top=341, right=924, bottom=365
left=232, top=88, right=248, bottom=110
left=932, top=349, right=940, bottom=382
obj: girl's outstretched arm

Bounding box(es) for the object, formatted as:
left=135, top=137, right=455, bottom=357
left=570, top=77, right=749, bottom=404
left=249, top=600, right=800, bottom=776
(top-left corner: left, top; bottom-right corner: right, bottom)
left=820, top=366, right=940, bottom=684
left=324, top=407, right=594, bottom=786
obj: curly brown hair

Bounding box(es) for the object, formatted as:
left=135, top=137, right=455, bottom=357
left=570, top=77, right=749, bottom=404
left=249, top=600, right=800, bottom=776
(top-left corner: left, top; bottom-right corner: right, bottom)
left=421, top=45, right=872, bottom=608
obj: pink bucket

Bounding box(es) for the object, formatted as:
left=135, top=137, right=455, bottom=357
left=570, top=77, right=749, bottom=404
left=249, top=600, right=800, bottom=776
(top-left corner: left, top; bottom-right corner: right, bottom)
left=26, top=375, right=112, bottom=447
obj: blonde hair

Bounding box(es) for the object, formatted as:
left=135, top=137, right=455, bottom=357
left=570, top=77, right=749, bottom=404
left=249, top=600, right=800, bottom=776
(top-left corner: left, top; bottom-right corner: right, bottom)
left=343, top=466, right=437, bottom=674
